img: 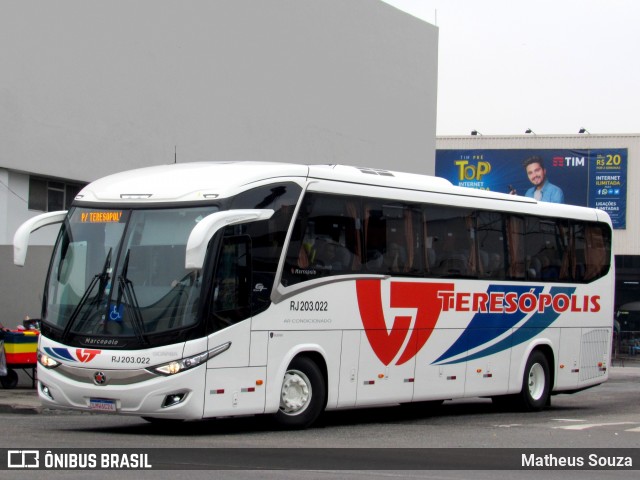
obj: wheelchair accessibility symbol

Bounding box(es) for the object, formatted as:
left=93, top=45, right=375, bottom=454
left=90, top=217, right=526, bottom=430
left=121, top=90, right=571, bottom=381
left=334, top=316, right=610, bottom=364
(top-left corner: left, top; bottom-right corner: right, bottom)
left=109, top=304, right=125, bottom=322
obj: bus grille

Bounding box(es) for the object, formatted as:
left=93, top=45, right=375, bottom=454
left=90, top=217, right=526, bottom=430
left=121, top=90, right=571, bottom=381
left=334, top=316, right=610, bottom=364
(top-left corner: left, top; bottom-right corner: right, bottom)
left=579, top=329, right=610, bottom=382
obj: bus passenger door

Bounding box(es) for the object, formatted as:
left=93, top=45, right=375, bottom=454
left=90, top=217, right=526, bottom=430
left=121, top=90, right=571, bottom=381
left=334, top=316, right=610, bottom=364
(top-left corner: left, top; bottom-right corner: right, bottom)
left=203, top=234, right=266, bottom=417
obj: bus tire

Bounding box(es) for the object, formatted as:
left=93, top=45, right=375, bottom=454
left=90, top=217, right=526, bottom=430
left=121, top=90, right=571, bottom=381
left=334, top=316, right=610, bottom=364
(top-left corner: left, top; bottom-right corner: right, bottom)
left=0, top=369, right=19, bottom=389
left=274, top=356, right=326, bottom=429
left=519, top=350, right=551, bottom=411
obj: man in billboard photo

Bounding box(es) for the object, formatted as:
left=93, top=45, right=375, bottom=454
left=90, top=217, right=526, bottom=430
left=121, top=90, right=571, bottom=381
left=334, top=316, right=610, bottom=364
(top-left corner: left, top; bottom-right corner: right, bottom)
left=519, top=156, right=565, bottom=203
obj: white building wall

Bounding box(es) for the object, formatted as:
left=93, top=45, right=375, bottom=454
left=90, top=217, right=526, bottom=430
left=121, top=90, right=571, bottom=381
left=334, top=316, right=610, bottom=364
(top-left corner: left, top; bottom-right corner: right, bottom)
left=436, top=134, right=640, bottom=257
left=0, top=0, right=438, bottom=321
left=0, top=0, right=438, bottom=184
left=0, top=169, right=8, bottom=244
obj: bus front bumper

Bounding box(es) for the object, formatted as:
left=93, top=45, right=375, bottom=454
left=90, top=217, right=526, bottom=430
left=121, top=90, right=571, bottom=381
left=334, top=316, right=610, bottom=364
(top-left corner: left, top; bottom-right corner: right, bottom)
left=37, top=363, right=206, bottom=420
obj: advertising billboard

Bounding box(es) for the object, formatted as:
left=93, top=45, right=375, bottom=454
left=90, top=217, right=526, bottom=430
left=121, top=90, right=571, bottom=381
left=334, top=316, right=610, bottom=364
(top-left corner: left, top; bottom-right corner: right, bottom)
left=435, top=149, right=627, bottom=229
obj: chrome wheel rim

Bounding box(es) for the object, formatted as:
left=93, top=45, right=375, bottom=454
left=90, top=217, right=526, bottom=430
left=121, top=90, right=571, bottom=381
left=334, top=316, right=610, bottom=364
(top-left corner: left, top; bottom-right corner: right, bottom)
left=528, top=363, right=545, bottom=401
left=280, top=369, right=312, bottom=415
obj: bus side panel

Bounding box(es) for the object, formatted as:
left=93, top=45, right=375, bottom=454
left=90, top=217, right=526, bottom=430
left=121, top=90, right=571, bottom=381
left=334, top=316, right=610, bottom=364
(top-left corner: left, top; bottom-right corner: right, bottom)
left=203, top=367, right=267, bottom=418
left=250, top=330, right=269, bottom=366
left=336, top=330, right=360, bottom=408
left=464, top=327, right=512, bottom=398
left=264, top=330, right=342, bottom=414
left=555, top=327, right=582, bottom=391
left=207, top=321, right=251, bottom=368
left=355, top=330, right=415, bottom=406
left=413, top=328, right=466, bottom=402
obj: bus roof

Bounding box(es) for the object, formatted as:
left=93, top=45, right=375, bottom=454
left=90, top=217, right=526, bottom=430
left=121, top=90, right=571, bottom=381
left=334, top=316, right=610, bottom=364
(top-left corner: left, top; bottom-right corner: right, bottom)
left=78, top=161, right=520, bottom=203
left=77, top=162, right=310, bottom=203
left=74, top=161, right=611, bottom=224
left=306, top=164, right=535, bottom=204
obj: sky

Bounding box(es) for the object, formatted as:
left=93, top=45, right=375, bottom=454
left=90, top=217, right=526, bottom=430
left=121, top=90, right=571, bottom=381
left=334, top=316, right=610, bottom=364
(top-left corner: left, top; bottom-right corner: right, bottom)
left=382, top=0, right=640, bottom=136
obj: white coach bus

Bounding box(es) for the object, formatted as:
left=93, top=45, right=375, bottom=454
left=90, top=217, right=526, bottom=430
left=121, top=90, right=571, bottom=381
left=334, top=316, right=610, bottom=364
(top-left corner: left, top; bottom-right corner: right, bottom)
left=14, top=162, right=613, bottom=428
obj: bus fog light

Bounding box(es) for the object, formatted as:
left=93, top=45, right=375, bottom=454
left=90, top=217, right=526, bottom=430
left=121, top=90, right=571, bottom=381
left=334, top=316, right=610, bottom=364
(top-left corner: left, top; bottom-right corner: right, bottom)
left=40, top=383, right=54, bottom=400
left=162, top=393, right=186, bottom=408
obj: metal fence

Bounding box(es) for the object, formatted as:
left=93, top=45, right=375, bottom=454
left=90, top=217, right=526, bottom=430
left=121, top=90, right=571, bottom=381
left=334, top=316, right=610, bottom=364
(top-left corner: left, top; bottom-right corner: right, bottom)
left=613, top=330, right=640, bottom=365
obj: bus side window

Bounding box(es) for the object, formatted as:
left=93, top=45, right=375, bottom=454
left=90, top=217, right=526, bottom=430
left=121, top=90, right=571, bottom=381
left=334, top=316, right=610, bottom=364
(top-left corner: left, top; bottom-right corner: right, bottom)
left=313, top=237, right=353, bottom=272
left=425, top=206, right=473, bottom=278
left=282, top=192, right=361, bottom=286
left=229, top=182, right=302, bottom=313
left=363, top=202, right=421, bottom=276
left=523, top=216, right=571, bottom=282
left=505, top=215, right=526, bottom=280
left=582, top=222, right=611, bottom=281
left=210, top=234, right=252, bottom=330
left=476, top=211, right=506, bottom=280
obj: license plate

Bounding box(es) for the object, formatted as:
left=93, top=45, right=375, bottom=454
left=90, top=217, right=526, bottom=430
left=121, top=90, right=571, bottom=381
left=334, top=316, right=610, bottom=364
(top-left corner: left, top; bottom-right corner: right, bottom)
left=89, top=398, right=117, bottom=412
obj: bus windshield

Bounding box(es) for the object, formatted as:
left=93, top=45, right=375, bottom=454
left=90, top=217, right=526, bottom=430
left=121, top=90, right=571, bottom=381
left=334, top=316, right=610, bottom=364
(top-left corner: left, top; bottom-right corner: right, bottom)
left=45, top=206, right=218, bottom=342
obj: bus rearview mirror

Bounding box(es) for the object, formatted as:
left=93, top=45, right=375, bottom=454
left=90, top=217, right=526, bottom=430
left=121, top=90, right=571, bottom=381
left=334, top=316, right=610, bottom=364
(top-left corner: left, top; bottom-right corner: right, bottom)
left=185, top=209, right=274, bottom=270
left=13, top=211, right=68, bottom=267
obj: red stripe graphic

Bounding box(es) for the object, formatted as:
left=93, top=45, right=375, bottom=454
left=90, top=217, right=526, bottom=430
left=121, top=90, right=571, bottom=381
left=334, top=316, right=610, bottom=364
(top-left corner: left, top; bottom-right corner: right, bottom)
left=356, top=280, right=454, bottom=366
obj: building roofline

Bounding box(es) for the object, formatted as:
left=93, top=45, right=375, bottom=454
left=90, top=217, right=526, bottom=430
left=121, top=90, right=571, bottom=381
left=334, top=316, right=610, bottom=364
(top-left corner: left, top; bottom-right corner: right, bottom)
left=437, top=133, right=640, bottom=140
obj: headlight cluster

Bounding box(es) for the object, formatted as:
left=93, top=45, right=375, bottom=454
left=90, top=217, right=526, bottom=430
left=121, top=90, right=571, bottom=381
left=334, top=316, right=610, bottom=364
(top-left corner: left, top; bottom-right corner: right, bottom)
left=38, top=351, right=61, bottom=369
left=151, top=351, right=209, bottom=376
left=148, top=342, right=231, bottom=376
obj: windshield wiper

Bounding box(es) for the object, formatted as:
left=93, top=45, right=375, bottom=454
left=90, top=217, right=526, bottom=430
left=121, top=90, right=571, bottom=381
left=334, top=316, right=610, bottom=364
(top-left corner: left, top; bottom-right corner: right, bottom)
left=116, top=249, right=148, bottom=345
left=61, top=248, right=112, bottom=342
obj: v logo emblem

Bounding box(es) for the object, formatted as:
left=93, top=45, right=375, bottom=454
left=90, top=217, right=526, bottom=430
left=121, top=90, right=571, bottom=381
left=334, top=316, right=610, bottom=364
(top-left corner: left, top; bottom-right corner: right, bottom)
left=356, top=280, right=453, bottom=366
left=76, top=349, right=101, bottom=363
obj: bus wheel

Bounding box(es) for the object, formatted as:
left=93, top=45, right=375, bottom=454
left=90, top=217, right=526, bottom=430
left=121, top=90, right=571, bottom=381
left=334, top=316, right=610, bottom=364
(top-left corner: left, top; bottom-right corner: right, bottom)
left=520, top=350, right=550, bottom=411
left=275, top=356, right=325, bottom=429
left=0, top=369, right=19, bottom=389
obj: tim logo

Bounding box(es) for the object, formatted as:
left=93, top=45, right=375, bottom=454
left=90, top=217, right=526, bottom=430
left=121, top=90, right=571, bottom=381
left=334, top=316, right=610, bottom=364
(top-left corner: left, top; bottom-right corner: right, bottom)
left=7, top=450, right=39, bottom=468
left=356, top=280, right=453, bottom=366
left=553, top=156, right=585, bottom=167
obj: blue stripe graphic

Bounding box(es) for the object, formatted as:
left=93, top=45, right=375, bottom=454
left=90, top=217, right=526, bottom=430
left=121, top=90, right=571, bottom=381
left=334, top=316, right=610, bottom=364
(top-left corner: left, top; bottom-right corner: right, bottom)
left=44, top=347, right=76, bottom=362
left=434, top=285, right=541, bottom=364
left=434, top=286, right=576, bottom=365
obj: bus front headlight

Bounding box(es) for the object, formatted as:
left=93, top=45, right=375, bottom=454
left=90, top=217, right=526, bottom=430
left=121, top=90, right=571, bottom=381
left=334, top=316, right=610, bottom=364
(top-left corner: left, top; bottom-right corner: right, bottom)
left=38, top=351, right=61, bottom=369
left=151, top=351, right=209, bottom=376
left=148, top=342, right=231, bottom=376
